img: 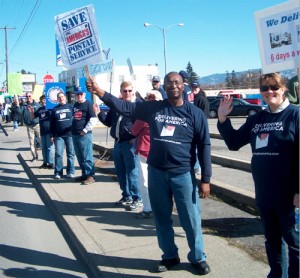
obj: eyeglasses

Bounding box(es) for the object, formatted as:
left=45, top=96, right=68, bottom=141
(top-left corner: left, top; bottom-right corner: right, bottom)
left=260, top=85, right=280, bottom=92
left=76, top=93, right=84, bottom=95
left=122, top=90, right=132, bottom=93
left=26, top=95, right=32, bottom=98
left=165, top=81, right=183, bottom=87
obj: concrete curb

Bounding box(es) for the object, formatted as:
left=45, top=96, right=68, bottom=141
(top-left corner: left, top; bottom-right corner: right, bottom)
left=18, top=153, right=102, bottom=277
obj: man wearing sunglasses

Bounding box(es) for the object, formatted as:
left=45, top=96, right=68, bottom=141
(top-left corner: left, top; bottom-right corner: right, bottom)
left=94, top=81, right=142, bottom=211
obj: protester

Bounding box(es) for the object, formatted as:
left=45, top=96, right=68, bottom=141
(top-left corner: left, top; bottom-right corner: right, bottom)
left=29, top=95, right=54, bottom=169
left=94, top=81, right=142, bottom=211
left=217, top=72, right=299, bottom=278
left=72, top=91, right=97, bottom=185
left=190, top=81, right=210, bottom=175
left=285, top=75, right=299, bottom=105
left=10, top=98, right=21, bottom=131
left=87, top=72, right=212, bottom=275
left=22, top=92, right=41, bottom=161
left=151, top=75, right=167, bottom=99
left=0, top=103, right=4, bottom=122
left=50, top=92, right=75, bottom=179
left=191, top=82, right=210, bottom=118
left=131, top=90, right=162, bottom=219
left=179, top=70, right=191, bottom=102
left=4, top=98, right=11, bottom=123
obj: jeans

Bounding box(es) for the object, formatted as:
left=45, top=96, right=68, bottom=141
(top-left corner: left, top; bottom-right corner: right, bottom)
left=113, top=140, right=140, bottom=201
left=259, top=207, right=299, bottom=278
left=148, top=166, right=206, bottom=263
left=41, top=134, right=54, bottom=165
left=73, top=133, right=94, bottom=178
left=54, top=136, right=75, bottom=176
left=13, top=121, right=18, bottom=130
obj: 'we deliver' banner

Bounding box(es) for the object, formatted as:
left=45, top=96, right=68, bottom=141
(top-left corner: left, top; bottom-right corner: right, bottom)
left=54, top=5, right=103, bottom=70
left=255, top=0, right=299, bottom=73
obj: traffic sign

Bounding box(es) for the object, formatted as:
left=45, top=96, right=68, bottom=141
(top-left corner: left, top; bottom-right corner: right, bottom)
left=43, top=74, right=54, bottom=84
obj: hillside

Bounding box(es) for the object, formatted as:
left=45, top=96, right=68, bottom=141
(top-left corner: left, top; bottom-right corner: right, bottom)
left=199, top=68, right=297, bottom=86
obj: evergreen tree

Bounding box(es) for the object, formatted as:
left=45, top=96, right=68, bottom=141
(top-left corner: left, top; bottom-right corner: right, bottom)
left=231, top=70, right=239, bottom=89
left=186, top=61, right=199, bottom=84
left=225, top=71, right=232, bottom=88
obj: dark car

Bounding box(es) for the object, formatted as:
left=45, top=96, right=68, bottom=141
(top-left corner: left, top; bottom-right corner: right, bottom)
left=208, top=98, right=265, bottom=118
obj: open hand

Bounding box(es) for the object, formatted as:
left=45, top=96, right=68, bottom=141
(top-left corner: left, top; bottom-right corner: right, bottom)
left=218, top=96, right=233, bottom=123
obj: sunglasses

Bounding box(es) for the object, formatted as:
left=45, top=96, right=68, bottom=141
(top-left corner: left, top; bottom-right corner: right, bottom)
left=122, top=90, right=132, bottom=93
left=260, top=85, right=280, bottom=92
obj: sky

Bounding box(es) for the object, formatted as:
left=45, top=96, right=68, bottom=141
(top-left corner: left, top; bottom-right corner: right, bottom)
left=0, top=0, right=289, bottom=85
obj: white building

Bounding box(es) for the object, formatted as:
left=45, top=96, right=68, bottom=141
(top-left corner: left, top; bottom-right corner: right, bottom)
left=58, top=64, right=161, bottom=99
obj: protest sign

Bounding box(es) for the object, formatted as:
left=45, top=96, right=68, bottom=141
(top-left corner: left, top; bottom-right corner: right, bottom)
left=54, top=5, right=103, bottom=70
left=45, top=82, right=66, bottom=109
left=255, top=0, right=299, bottom=73
left=76, top=60, right=113, bottom=78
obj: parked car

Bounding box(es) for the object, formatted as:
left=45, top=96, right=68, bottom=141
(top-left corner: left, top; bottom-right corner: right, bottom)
left=99, top=103, right=110, bottom=112
left=208, top=98, right=265, bottom=118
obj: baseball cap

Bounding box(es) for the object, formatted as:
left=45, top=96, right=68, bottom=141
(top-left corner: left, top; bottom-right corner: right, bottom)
left=191, top=81, right=200, bottom=88
left=152, top=76, right=160, bottom=82
left=179, top=70, right=190, bottom=80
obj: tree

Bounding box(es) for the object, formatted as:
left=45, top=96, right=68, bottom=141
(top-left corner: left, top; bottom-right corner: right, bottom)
left=225, top=71, right=232, bottom=88
left=186, top=62, right=199, bottom=84
left=231, top=70, right=239, bottom=89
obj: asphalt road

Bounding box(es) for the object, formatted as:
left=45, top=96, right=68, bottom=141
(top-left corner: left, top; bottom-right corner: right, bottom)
left=0, top=122, right=89, bottom=277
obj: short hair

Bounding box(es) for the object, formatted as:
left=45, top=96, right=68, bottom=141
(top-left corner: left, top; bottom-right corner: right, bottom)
left=40, top=95, right=45, bottom=101
left=120, top=81, right=133, bottom=90
left=259, top=73, right=285, bottom=88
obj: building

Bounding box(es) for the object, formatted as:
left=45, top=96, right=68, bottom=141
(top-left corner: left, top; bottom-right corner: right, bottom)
left=58, top=64, right=161, bottom=99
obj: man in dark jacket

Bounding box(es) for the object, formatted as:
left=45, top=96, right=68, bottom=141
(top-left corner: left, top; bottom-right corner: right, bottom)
left=22, top=92, right=41, bottom=161
left=191, top=82, right=210, bottom=118
left=95, top=81, right=142, bottom=211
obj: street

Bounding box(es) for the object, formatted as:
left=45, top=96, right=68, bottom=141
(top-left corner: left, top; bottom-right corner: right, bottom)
left=0, top=123, right=88, bottom=277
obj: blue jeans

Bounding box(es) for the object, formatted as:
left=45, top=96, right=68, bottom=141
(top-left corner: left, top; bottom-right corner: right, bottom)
left=13, top=121, right=18, bottom=130
left=148, top=166, right=206, bottom=263
left=259, top=207, right=299, bottom=278
left=41, top=134, right=54, bottom=165
left=73, top=133, right=94, bottom=178
left=54, top=136, right=75, bottom=176
left=113, top=140, right=140, bottom=201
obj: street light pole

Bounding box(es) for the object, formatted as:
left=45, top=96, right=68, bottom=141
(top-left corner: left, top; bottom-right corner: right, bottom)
left=144, top=22, right=184, bottom=76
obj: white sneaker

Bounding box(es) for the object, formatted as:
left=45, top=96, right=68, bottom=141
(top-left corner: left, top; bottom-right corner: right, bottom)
left=66, top=174, right=74, bottom=178
left=54, top=174, right=61, bottom=179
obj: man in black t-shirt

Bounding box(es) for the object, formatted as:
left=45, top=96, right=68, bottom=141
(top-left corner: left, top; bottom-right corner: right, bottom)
left=71, top=91, right=97, bottom=185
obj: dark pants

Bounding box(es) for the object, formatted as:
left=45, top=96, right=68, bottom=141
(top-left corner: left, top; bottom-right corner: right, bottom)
left=259, top=207, right=299, bottom=278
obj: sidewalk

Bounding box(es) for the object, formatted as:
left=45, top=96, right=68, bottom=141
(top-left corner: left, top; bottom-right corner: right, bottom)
left=19, top=150, right=268, bottom=278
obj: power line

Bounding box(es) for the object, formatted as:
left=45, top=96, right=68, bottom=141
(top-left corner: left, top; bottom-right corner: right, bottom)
left=9, top=0, right=42, bottom=56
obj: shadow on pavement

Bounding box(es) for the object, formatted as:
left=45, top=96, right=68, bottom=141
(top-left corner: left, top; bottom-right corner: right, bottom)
left=0, top=244, right=85, bottom=275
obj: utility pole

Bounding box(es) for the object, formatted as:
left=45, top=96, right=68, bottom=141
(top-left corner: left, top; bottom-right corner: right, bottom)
left=1, top=26, right=15, bottom=93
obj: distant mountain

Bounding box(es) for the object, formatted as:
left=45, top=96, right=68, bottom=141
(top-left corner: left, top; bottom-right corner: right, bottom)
left=199, top=68, right=297, bottom=86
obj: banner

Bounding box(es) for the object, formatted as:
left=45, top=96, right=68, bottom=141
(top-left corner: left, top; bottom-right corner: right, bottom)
left=55, top=36, right=63, bottom=66
left=76, top=60, right=113, bottom=78
left=54, top=5, right=103, bottom=70
left=7, top=73, right=23, bottom=96
left=255, top=0, right=300, bottom=73
left=45, top=82, right=66, bottom=109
